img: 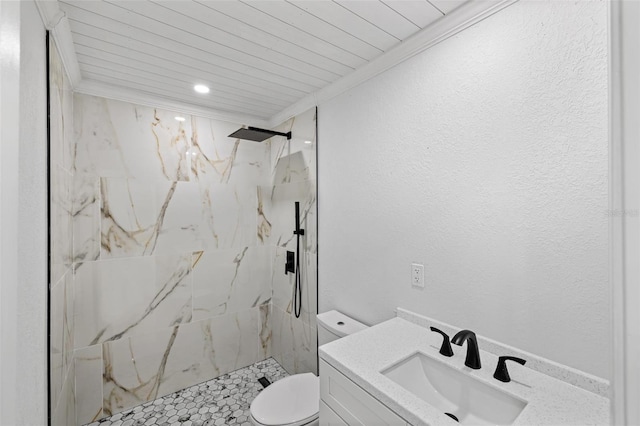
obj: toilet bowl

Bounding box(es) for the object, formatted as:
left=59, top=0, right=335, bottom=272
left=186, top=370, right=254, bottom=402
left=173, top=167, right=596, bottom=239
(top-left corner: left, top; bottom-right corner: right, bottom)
left=249, top=311, right=368, bottom=426
left=250, top=373, right=319, bottom=426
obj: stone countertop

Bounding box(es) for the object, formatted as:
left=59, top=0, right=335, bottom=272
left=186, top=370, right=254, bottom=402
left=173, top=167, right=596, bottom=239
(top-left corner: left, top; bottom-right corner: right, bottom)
left=319, top=317, right=609, bottom=426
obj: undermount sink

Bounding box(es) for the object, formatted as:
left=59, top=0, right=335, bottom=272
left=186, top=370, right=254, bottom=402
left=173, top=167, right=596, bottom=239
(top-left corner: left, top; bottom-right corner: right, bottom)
left=381, top=352, right=527, bottom=425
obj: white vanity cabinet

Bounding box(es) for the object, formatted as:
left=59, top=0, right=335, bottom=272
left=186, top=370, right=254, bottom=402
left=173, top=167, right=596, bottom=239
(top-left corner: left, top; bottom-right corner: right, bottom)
left=319, top=359, right=409, bottom=426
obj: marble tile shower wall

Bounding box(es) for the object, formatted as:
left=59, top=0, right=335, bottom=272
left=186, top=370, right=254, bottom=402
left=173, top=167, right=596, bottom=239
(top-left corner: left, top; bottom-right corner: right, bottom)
left=49, top=38, right=76, bottom=426
left=70, top=93, right=273, bottom=425
left=64, top=92, right=317, bottom=426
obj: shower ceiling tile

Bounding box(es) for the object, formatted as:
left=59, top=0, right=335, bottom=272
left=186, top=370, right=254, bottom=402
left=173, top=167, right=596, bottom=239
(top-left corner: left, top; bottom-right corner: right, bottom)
left=53, top=0, right=458, bottom=122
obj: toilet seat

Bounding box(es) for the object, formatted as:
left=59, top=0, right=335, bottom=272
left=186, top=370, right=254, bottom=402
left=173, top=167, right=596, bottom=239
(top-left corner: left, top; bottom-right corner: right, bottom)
left=250, top=411, right=318, bottom=426
left=250, top=373, right=319, bottom=426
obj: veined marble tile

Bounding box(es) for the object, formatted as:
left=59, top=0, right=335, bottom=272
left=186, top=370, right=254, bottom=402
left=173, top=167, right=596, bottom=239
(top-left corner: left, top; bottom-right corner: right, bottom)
left=257, top=186, right=272, bottom=245
left=65, top=93, right=316, bottom=423
left=102, top=306, right=269, bottom=416
left=270, top=107, right=316, bottom=185
left=51, top=164, right=73, bottom=284
left=49, top=38, right=64, bottom=168
left=271, top=305, right=317, bottom=376
left=50, top=271, right=70, bottom=412
left=303, top=250, right=318, bottom=321
left=52, top=360, right=76, bottom=426
left=100, top=178, right=203, bottom=258
left=73, top=94, right=191, bottom=181
left=271, top=248, right=318, bottom=328
left=74, top=254, right=192, bottom=347
left=271, top=248, right=294, bottom=316
left=190, top=117, right=269, bottom=186
left=50, top=37, right=77, bottom=426
left=259, top=180, right=317, bottom=253
left=73, top=174, right=100, bottom=264
left=191, top=246, right=271, bottom=321
left=75, top=345, right=103, bottom=425
left=64, top=269, right=75, bottom=379
left=259, top=304, right=272, bottom=359
left=49, top=38, right=74, bottom=173
left=196, top=182, right=258, bottom=251
left=152, top=182, right=206, bottom=256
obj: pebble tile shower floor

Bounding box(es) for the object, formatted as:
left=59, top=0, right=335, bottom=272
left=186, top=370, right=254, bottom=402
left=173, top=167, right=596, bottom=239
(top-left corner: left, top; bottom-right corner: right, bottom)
left=85, top=358, right=289, bottom=426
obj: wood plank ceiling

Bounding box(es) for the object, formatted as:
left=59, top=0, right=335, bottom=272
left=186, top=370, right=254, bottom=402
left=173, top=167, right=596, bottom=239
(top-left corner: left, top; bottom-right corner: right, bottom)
left=58, top=0, right=467, bottom=121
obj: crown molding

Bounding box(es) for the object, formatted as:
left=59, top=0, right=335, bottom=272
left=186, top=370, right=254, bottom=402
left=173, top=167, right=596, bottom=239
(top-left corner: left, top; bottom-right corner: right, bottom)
left=268, top=0, right=518, bottom=127
left=35, top=0, right=81, bottom=88
left=75, top=79, right=270, bottom=127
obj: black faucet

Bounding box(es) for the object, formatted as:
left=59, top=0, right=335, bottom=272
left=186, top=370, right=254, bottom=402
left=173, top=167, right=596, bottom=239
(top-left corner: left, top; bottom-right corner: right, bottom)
left=451, top=330, right=481, bottom=369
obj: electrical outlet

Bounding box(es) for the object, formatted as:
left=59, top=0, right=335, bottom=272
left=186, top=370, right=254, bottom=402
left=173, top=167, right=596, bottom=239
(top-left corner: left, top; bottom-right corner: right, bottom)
left=411, top=263, right=424, bottom=288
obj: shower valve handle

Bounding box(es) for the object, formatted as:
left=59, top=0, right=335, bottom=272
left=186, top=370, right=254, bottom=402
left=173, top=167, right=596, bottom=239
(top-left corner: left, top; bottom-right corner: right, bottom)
left=285, top=251, right=295, bottom=275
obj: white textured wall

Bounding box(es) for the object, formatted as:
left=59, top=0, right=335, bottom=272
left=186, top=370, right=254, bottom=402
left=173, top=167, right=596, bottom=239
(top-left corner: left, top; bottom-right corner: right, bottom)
left=0, top=1, right=21, bottom=423
left=18, top=1, right=48, bottom=423
left=0, top=1, right=48, bottom=424
left=318, top=0, right=609, bottom=379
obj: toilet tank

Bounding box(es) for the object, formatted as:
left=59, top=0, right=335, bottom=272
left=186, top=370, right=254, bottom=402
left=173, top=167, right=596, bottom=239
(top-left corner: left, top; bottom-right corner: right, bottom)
left=317, top=310, right=368, bottom=346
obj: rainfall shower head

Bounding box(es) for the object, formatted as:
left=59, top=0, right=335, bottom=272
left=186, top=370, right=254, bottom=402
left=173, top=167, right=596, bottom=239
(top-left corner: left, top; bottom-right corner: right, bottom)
left=228, top=126, right=291, bottom=142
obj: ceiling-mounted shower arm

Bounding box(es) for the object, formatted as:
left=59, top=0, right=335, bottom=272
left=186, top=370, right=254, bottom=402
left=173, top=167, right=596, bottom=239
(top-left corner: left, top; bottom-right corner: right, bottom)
left=250, top=127, right=291, bottom=140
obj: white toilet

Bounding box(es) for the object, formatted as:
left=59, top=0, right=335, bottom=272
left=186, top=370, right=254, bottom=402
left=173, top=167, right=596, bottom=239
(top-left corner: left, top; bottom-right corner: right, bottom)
left=249, top=310, right=368, bottom=426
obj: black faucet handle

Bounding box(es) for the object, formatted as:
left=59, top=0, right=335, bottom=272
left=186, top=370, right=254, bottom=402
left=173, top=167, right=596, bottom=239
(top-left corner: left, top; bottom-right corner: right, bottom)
left=493, top=356, right=527, bottom=383
left=429, top=327, right=454, bottom=357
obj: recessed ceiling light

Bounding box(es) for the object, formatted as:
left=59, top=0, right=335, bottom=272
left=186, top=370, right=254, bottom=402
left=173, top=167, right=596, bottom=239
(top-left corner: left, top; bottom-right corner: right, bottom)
left=194, top=84, right=210, bottom=94
left=304, top=140, right=312, bottom=144
left=175, top=116, right=186, bottom=122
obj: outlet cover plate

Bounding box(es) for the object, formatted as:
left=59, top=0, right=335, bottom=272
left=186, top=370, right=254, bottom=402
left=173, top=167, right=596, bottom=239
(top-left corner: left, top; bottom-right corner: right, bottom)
left=411, top=263, right=424, bottom=288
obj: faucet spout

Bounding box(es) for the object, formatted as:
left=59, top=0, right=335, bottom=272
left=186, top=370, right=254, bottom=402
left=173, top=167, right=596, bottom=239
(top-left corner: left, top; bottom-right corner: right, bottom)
left=451, top=329, right=481, bottom=369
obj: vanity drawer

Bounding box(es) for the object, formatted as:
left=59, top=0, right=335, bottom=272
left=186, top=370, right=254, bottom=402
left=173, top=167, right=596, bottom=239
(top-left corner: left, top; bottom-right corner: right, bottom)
left=320, top=359, right=406, bottom=425
left=320, top=400, right=348, bottom=426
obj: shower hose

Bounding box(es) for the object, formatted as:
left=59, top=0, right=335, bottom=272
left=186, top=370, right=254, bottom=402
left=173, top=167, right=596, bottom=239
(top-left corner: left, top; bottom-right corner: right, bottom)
left=293, top=201, right=303, bottom=319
